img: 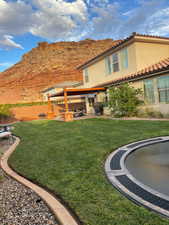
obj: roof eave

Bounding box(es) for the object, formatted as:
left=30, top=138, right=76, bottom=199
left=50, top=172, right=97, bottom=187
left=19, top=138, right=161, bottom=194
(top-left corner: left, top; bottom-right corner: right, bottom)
left=99, top=67, right=169, bottom=88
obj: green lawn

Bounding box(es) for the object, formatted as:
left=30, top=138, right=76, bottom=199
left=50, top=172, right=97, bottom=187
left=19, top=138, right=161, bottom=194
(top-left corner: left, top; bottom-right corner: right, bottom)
left=9, top=119, right=169, bottom=225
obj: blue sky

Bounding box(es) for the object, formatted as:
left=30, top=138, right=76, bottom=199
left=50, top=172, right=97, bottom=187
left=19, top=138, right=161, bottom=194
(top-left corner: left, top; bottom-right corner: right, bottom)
left=0, top=0, right=169, bottom=72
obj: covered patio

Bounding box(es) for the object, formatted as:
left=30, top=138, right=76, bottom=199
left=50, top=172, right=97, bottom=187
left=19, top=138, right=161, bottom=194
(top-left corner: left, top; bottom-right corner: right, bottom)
left=47, top=86, right=106, bottom=121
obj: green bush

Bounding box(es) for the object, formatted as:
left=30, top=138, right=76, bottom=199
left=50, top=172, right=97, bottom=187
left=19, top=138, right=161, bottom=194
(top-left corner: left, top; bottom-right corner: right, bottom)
left=163, top=113, right=169, bottom=119
left=137, top=109, right=164, bottom=118
left=147, top=111, right=163, bottom=118
left=0, top=104, right=12, bottom=122
left=108, top=83, right=143, bottom=117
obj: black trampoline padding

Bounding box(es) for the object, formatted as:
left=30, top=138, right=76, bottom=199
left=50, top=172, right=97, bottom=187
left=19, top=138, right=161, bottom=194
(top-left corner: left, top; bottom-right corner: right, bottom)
left=110, top=150, right=125, bottom=170
left=116, top=175, right=169, bottom=211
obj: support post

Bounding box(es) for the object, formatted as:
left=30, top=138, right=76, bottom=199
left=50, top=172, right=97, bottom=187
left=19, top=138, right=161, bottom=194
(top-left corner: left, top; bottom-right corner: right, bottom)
left=47, top=95, right=55, bottom=119
left=64, top=88, right=69, bottom=112
left=63, top=88, right=73, bottom=122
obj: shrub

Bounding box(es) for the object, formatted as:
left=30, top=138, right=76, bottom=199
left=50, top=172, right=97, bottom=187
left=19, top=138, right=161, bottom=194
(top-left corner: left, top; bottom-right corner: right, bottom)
left=144, top=108, right=164, bottom=118
left=108, top=83, right=143, bottom=117
left=137, top=109, right=164, bottom=118
left=163, top=113, right=169, bottom=119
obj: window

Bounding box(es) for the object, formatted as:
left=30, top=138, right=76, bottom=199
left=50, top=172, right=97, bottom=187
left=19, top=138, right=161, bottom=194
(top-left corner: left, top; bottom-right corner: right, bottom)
left=121, top=48, right=128, bottom=69
left=157, top=76, right=169, bottom=103
left=112, top=53, right=119, bottom=72
left=144, top=79, right=155, bottom=104
left=105, top=56, right=112, bottom=75
left=83, top=68, right=89, bottom=83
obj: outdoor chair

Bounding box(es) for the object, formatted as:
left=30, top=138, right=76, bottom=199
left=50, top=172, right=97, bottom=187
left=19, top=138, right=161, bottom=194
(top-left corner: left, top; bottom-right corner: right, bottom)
left=0, top=125, right=14, bottom=145
left=73, top=109, right=85, bottom=118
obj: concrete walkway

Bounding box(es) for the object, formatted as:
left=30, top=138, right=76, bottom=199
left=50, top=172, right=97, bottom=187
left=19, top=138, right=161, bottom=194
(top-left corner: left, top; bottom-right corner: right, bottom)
left=72, top=115, right=169, bottom=121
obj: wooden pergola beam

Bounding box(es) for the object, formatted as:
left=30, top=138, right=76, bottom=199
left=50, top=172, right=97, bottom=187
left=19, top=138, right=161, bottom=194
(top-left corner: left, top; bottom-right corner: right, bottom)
left=49, top=87, right=106, bottom=98
left=64, top=88, right=69, bottom=112
left=64, top=87, right=105, bottom=92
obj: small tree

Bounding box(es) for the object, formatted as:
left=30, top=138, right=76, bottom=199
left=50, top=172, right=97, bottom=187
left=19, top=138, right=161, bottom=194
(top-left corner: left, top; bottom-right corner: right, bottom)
left=108, top=83, right=143, bottom=117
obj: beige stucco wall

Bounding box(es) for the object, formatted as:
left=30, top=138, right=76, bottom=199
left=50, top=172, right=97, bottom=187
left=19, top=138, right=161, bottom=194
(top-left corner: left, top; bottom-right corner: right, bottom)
left=130, top=80, right=143, bottom=89
left=135, top=42, right=169, bottom=71
left=82, top=43, right=137, bottom=88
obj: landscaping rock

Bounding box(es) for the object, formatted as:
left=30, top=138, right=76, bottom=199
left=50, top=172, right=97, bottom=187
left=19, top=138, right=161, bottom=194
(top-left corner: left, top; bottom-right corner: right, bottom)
left=0, top=169, right=58, bottom=225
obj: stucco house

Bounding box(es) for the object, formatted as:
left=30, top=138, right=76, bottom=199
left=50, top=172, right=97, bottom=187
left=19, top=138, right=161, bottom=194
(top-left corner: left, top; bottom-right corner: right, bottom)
left=77, top=32, right=169, bottom=115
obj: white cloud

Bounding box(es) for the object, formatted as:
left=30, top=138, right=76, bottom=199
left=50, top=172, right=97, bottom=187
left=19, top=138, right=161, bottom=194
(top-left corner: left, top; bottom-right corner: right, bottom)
left=118, top=0, right=169, bottom=38
left=146, top=8, right=169, bottom=36
left=30, top=0, right=88, bottom=40
left=88, top=2, right=121, bottom=39
left=0, top=0, right=169, bottom=47
left=0, top=35, right=24, bottom=50
left=0, top=0, right=88, bottom=42
left=0, top=0, right=33, bottom=35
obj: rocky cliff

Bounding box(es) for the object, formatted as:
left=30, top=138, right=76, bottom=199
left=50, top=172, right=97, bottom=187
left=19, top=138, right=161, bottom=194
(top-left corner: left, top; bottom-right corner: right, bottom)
left=0, top=39, right=118, bottom=104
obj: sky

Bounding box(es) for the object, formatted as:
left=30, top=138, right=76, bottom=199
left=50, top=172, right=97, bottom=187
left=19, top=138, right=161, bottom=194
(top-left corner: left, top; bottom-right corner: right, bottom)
left=0, top=0, right=169, bottom=72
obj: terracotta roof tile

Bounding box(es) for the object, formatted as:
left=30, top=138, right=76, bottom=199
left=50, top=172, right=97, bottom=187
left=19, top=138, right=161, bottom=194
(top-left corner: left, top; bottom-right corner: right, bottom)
left=134, top=33, right=169, bottom=40
left=93, top=57, right=169, bottom=88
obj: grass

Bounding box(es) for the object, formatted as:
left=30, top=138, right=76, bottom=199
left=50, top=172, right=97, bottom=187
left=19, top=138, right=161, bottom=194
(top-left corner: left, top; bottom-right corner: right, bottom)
left=9, top=118, right=169, bottom=225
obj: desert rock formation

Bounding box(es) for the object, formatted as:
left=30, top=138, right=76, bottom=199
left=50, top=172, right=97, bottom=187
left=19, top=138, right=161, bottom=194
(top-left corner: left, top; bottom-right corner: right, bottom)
left=0, top=39, right=118, bottom=104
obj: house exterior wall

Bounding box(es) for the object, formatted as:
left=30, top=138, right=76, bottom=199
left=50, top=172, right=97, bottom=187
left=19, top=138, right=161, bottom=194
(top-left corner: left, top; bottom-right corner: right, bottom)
left=82, top=43, right=137, bottom=88
left=131, top=74, right=169, bottom=115
left=135, top=41, right=169, bottom=71
left=99, top=75, right=169, bottom=116
left=80, top=36, right=169, bottom=115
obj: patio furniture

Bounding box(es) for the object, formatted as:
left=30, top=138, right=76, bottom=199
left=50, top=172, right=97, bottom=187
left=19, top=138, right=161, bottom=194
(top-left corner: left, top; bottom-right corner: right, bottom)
left=73, top=109, right=85, bottom=118
left=0, top=125, right=14, bottom=144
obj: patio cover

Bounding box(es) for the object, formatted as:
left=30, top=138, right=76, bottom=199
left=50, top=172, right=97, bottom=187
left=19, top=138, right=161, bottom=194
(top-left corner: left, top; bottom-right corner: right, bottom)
left=50, top=87, right=106, bottom=98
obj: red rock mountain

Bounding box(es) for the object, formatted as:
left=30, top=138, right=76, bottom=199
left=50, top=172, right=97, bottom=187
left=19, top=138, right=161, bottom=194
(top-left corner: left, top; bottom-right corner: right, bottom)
left=0, top=39, right=118, bottom=104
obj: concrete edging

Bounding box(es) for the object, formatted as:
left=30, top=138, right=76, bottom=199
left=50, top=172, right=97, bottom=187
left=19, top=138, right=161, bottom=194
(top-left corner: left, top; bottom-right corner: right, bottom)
left=0, top=137, right=79, bottom=225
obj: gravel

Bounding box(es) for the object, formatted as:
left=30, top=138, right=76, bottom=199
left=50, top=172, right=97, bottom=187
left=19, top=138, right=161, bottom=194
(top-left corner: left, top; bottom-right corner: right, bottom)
left=0, top=139, right=59, bottom=225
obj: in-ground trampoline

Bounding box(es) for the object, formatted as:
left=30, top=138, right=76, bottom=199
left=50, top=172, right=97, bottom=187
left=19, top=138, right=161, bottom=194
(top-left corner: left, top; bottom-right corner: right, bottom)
left=105, top=136, right=169, bottom=218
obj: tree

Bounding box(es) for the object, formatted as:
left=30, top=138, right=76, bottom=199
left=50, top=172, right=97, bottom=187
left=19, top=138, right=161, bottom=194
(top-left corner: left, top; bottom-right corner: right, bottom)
left=108, top=83, right=143, bottom=117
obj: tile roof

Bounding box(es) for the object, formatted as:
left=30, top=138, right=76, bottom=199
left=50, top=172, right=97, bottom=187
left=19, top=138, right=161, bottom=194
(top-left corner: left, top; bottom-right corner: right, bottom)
left=133, top=33, right=169, bottom=40
left=93, top=57, right=169, bottom=88
left=132, top=32, right=169, bottom=40
left=77, top=32, right=169, bottom=70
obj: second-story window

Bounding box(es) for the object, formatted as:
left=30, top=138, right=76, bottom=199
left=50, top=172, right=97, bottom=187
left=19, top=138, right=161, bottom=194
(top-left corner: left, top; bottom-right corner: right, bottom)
left=121, top=48, right=128, bottom=69
left=105, top=56, right=112, bottom=75
left=83, top=68, right=89, bottom=83
left=112, top=53, right=119, bottom=72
